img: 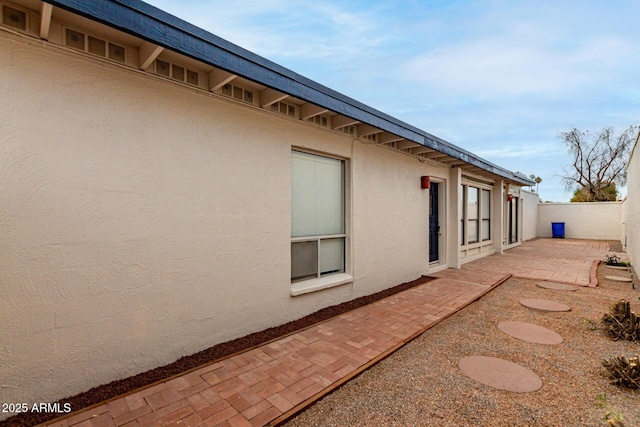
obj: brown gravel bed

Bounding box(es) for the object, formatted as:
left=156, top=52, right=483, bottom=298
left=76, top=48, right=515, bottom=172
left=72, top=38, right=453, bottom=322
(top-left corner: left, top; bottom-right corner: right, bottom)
left=284, top=264, right=640, bottom=427
left=3, top=277, right=432, bottom=427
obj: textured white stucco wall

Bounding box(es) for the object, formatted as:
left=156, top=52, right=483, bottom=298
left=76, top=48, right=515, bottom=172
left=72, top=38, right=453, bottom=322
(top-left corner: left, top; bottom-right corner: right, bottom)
left=0, top=33, right=451, bottom=409
left=520, top=189, right=539, bottom=242
left=537, top=202, right=622, bottom=240
left=351, top=144, right=450, bottom=287
left=623, top=140, right=639, bottom=265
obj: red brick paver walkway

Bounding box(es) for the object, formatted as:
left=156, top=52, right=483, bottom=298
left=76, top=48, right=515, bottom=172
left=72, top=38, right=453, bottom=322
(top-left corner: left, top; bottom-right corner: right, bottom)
left=433, top=238, right=609, bottom=287
left=42, top=239, right=608, bottom=427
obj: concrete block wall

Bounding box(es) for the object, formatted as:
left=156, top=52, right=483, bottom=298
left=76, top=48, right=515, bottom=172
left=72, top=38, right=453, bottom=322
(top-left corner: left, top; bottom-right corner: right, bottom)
left=537, top=202, right=622, bottom=240
left=520, top=189, right=539, bottom=241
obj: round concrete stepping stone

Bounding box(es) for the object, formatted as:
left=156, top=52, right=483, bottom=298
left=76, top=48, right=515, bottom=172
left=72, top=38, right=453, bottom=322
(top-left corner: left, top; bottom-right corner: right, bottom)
left=604, top=275, right=633, bottom=283
left=536, top=281, right=579, bottom=291
left=458, top=356, right=542, bottom=393
left=498, top=321, right=563, bottom=345
left=520, top=298, right=571, bottom=312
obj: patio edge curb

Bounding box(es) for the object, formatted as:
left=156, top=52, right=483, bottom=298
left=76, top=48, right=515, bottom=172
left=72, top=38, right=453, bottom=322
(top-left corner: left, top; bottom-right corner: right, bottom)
left=589, top=260, right=600, bottom=288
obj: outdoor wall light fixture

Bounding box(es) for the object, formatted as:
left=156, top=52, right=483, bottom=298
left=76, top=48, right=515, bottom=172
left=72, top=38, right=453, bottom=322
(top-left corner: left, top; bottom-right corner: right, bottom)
left=421, top=176, right=430, bottom=189
left=507, top=194, right=514, bottom=202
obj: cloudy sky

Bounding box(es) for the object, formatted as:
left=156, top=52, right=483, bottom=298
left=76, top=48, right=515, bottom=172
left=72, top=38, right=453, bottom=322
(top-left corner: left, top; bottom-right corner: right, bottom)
left=146, top=0, right=640, bottom=202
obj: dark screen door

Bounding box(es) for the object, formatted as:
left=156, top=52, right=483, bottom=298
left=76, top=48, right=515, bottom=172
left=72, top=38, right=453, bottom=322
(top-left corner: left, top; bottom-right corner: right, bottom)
left=508, top=197, right=519, bottom=244
left=429, top=182, right=439, bottom=262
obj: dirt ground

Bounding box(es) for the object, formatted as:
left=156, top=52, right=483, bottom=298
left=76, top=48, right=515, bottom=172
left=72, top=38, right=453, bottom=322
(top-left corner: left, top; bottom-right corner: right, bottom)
left=5, top=241, right=638, bottom=427
left=283, top=264, right=640, bottom=427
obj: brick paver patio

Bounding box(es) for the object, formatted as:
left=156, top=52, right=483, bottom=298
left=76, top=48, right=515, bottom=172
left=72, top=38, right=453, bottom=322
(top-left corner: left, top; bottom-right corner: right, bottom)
left=447, top=238, right=609, bottom=287
left=41, top=239, right=609, bottom=427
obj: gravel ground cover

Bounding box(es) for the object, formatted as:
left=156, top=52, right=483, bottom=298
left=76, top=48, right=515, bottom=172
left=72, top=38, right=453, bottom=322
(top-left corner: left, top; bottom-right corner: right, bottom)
left=284, top=265, right=640, bottom=427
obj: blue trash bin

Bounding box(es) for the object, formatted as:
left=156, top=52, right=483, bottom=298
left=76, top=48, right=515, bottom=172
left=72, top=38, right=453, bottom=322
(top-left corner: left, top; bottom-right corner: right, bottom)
left=551, top=222, right=565, bottom=238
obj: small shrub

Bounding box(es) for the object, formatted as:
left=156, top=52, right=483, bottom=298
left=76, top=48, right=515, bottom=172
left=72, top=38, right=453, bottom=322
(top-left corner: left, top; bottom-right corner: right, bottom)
left=605, top=254, right=630, bottom=267
left=602, top=356, right=640, bottom=390
left=602, top=300, right=640, bottom=342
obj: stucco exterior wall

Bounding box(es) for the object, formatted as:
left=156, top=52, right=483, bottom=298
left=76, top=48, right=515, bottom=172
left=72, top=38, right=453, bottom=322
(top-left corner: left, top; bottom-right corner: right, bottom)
left=520, top=189, right=539, bottom=242
left=623, top=140, right=639, bottom=265
left=0, top=33, right=452, bottom=408
left=350, top=144, right=450, bottom=288
left=537, top=202, right=622, bottom=240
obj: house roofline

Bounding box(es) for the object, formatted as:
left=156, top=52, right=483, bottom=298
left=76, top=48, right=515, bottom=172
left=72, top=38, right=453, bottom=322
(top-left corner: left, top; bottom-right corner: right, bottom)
left=46, top=0, right=533, bottom=186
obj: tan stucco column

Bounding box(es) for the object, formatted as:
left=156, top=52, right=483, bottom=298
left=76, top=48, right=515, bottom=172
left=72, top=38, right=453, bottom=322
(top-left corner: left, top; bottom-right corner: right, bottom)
left=493, top=180, right=505, bottom=254
left=448, top=167, right=462, bottom=268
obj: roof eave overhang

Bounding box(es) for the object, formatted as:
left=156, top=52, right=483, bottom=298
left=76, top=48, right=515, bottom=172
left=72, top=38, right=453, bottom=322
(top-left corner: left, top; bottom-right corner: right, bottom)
left=46, top=0, right=533, bottom=187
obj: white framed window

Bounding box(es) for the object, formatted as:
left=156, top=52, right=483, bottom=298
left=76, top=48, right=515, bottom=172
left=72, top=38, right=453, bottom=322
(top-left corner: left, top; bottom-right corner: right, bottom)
left=64, top=28, right=125, bottom=63
left=291, top=150, right=345, bottom=282
left=481, top=189, right=491, bottom=241
left=467, top=187, right=479, bottom=243
left=460, top=184, right=491, bottom=246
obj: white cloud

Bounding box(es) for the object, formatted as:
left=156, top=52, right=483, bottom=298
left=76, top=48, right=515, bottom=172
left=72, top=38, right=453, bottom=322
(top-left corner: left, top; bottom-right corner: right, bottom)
left=143, top=0, right=640, bottom=202
left=148, top=0, right=391, bottom=62
left=400, top=35, right=630, bottom=98
left=473, top=143, right=557, bottom=159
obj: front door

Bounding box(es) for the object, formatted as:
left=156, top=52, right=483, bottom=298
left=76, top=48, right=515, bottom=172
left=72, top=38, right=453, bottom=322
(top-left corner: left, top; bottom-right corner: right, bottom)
left=429, top=182, right=439, bottom=262
left=508, top=196, right=519, bottom=244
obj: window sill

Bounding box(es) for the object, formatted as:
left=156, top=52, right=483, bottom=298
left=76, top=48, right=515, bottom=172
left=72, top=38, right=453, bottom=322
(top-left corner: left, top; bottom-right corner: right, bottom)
left=290, top=273, right=353, bottom=297
left=461, top=240, right=493, bottom=249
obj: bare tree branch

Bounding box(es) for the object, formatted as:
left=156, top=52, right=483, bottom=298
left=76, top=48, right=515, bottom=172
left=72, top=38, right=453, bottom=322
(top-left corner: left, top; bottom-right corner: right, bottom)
left=559, top=125, right=637, bottom=201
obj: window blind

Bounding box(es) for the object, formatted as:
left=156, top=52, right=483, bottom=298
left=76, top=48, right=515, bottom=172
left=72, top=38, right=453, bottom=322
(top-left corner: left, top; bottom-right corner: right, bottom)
left=292, top=151, right=344, bottom=238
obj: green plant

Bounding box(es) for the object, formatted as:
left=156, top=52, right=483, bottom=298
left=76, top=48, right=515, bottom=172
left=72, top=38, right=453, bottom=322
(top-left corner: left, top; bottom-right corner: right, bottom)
left=583, top=318, right=597, bottom=331
left=604, top=254, right=630, bottom=267
left=596, top=393, right=625, bottom=426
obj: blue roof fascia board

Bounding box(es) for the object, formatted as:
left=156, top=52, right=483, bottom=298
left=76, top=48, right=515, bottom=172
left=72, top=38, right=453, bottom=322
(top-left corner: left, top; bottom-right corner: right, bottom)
left=45, top=0, right=533, bottom=186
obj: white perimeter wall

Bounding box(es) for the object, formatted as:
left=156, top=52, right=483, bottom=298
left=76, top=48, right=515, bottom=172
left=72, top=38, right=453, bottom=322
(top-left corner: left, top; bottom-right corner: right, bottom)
left=537, top=202, right=622, bottom=240
left=0, top=34, right=451, bottom=408
left=520, top=189, right=539, bottom=241
left=623, top=140, right=640, bottom=265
